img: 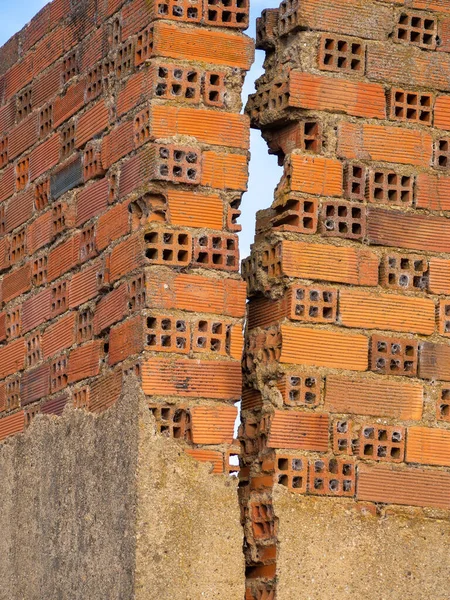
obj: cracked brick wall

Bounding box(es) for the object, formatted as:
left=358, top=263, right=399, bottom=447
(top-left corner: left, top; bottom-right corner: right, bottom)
left=0, top=0, right=253, bottom=473
left=241, top=1, right=450, bottom=598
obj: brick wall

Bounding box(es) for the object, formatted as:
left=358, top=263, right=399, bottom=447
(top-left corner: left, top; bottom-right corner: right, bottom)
left=242, top=1, right=450, bottom=598
left=0, top=0, right=253, bottom=473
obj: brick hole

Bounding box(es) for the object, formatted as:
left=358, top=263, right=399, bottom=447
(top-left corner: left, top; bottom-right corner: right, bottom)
left=17, top=87, right=32, bottom=122
left=15, top=157, right=30, bottom=191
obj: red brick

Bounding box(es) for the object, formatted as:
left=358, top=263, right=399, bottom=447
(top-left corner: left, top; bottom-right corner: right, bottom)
left=98, top=0, right=127, bottom=19
left=339, top=289, right=436, bottom=335
left=117, top=68, right=153, bottom=116
left=407, top=427, right=450, bottom=467
left=419, top=342, right=450, bottom=382
left=53, top=80, right=86, bottom=127
left=280, top=324, right=368, bottom=371
left=185, top=449, right=224, bottom=473
left=33, top=25, right=65, bottom=75
left=168, top=189, right=224, bottom=230
left=20, top=363, right=51, bottom=406
left=80, top=27, right=106, bottom=72
left=121, top=0, right=153, bottom=38
left=325, top=375, right=423, bottom=420
left=151, top=105, right=249, bottom=150
left=280, top=240, right=379, bottom=286
left=69, top=261, right=101, bottom=309
left=268, top=411, right=329, bottom=450
left=338, top=121, right=432, bottom=167
left=153, top=21, right=254, bottom=70
left=290, top=71, right=386, bottom=119
left=358, top=464, right=450, bottom=510
left=96, top=201, right=130, bottom=251
left=278, top=0, right=392, bottom=39
left=109, top=315, right=145, bottom=365
left=22, top=4, right=51, bottom=52
left=42, top=312, right=76, bottom=359
left=68, top=340, right=103, bottom=383
left=41, top=393, right=69, bottom=416
left=29, top=135, right=60, bottom=181
left=8, top=113, right=39, bottom=160
left=5, top=188, right=34, bottom=233
left=201, top=152, right=248, bottom=191
left=75, top=177, right=109, bottom=226
left=0, top=165, right=15, bottom=203
left=47, top=237, right=80, bottom=282
left=429, top=258, right=450, bottom=295
left=21, top=288, right=52, bottom=334
left=93, top=284, right=128, bottom=335
left=0, top=34, right=19, bottom=77
left=367, top=207, right=450, bottom=253
left=88, top=369, right=123, bottom=413
left=0, top=411, right=25, bottom=442
left=0, top=381, right=5, bottom=412
left=0, top=313, right=6, bottom=343
left=416, top=172, right=450, bottom=211
left=27, top=211, right=52, bottom=255
left=0, top=338, right=25, bottom=379
left=190, top=405, right=238, bottom=444
left=3, top=263, right=31, bottom=304
left=0, top=101, right=16, bottom=136
left=288, top=154, right=343, bottom=196
left=0, top=239, right=9, bottom=272
left=32, top=64, right=61, bottom=109
left=76, top=101, right=110, bottom=149
left=101, top=121, right=134, bottom=169
left=367, top=42, right=450, bottom=93
left=145, top=271, right=246, bottom=318
left=109, top=233, right=146, bottom=282
left=4, top=54, right=34, bottom=101
left=141, top=356, right=242, bottom=400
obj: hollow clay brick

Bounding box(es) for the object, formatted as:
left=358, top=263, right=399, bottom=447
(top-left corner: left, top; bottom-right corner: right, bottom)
left=289, top=71, right=386, bottom=119
left=338, top=121, right=433, bottom=167
left=141, top=357, right=242, bottom=400
left=339, top=288, right=436, bottom=335
left=406, top=427, right=450, bottom=467
left=268, top=411, right=329, bottom=451
left=367, top=208, right=450, bottom=253
left=152, top=21, right=254, bottom=69
left=289, top=154, right=343, bottom=196
left=190, top=405, right=237, bottom=444
left=279, top=324, right=368, bottom=371
left=357, top=464, right=450, bottom=510
left=280, top=240, right=379, bottom=286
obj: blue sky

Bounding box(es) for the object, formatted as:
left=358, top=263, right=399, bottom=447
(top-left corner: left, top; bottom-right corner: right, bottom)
left=0, top=0, right=281, bottom=258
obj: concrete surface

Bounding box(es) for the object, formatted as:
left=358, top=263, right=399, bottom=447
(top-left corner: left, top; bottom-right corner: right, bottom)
left=274, top=487, right=450, bottom=600
left=0, top=379, right=244, bottom=600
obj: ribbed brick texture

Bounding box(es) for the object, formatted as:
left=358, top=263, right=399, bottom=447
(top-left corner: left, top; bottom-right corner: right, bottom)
left=242, top=2, right=450, bottom=597
left=0, top=0, right=251, bottom=475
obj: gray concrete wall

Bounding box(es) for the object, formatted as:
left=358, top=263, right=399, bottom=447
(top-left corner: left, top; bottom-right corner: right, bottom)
left=0, top=389, right=139, bottom=600
left=274, top=488, right=450, bottom=600
left=0, top=381, right=245, bottom=600
left=135, top=399, right=245, bottom=600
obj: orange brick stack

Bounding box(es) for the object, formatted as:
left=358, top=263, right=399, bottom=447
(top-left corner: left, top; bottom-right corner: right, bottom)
left=242, top=1, right=450, bottom=597
left=0, top=0, right=253, bottom=474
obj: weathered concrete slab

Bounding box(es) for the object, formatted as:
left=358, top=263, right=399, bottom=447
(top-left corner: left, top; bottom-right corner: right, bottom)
left=0, top=380, right=244, bottom=600
left=274, top=488, right=450, bottom=600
